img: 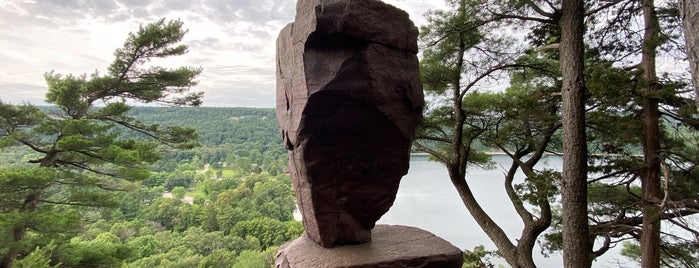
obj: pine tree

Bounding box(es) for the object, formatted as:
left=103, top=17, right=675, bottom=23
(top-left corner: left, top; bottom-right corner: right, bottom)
left=0, top=18, right=201, bottom=267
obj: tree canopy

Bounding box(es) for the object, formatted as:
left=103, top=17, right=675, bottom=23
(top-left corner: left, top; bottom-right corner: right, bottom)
left=0, top=18, right=203, bottom=267
left=417, top=0, right=698, bottom=267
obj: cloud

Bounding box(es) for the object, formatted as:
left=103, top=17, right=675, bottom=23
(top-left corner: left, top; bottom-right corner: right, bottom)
left=0, top=82, right=48, bottom=105
left=0, top=0, right=446, bottom=107
left=3, top=0, right=122, bottom=25
left=200, top=0, right=295, bottom=24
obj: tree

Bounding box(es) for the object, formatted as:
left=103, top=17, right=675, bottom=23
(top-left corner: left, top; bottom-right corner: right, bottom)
left=11, top=241, right=59, bottom=268
left=490, top=0, right=595, bottom=264
left=639, top=1, right=663, bottom=266
left=680, top=0, right=699, bottom=113
left=0, top=18, right=201, bottom=267
left=232, top=250, right=266, bottom=268
left=197, top=249, right=236, bottom=268
left=579, top=1, right=699, bottom=266
left=416, top=1, right=698, bottom=266
left=558, top=0, right=592, bottom=266
left=172, top=186, right=187, bottom=200
left=415, top=1, right=563, bottom=267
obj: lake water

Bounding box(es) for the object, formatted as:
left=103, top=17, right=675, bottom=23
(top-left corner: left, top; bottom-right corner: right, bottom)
left=378, top=154, right=629, bottom=268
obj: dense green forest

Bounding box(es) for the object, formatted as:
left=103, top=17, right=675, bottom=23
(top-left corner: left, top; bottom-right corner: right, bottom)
left=1, top=107, right=301, bottom=267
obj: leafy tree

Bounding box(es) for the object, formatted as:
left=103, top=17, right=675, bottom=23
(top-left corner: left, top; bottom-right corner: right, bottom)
left=164, top=172, right=195, bottom=191
left=125, top=235, right=161, bottom=261
left=115, top=186, right=162, bottom=221
left=232, top=250, right=266, bottom=268
left=0, top=18, right=201, bottom=267
left=57, top=235, right=132, bottom=268
left=231, top=217, right=302, bottom=250
left=462, top=245, right=497, bottom=268
left=197, top=249, right=236, bottom=268
left=12, top=241, right=60, bottom=268
left=172, top=186, right=187, bottom=199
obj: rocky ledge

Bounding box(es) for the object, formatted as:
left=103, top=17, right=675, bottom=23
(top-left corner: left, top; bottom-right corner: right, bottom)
left=275, top=225, right=463, bottom=268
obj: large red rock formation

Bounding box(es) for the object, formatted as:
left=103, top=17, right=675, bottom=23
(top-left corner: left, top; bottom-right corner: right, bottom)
left=276, top=0, right=423, bottom=247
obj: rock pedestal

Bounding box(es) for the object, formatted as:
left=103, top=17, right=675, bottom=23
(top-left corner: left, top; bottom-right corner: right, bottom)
left=275, top=225, right=464, bottom=268
left=275, top=0, right=424, bottom=247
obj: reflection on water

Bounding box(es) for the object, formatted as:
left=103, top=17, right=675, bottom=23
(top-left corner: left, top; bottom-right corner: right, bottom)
left=378, top=154, right=627, bottom=268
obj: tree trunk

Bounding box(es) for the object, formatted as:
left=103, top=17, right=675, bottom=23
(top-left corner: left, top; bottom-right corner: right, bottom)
left=640, top=0, right=662, bottom=267
left=680, top=0, right=699, bottom=113
left=559, top=0, right=591, bottom=267
left=1, top=156, right=55, bottom=268
left=0, top=192, right=39, bottom=268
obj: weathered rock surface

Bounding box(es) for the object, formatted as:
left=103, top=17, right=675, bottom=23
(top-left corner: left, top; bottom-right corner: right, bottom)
left=275, top=225, right=463, bottom=268
left=276, top=0, right=424, bottom=247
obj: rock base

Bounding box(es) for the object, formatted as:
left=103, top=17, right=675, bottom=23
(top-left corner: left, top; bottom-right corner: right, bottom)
left=275, top=225, right=463, bottom=268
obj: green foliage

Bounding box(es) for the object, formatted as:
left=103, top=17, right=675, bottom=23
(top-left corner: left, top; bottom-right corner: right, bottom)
left=577, top=41, right=699, bottom=265
left=0, top=18, right=202, bottom=267
left=416, top=2, right=699, bottom=266
left=2, top=98, right=300, bottom=267
left=12, top=241, right=60, bottom=268
left=620, top=242, right=641, bottom=264
left=129, top=107, right=287, bottom=175
left=125, top=235, right=161, bottom=261
left=232, top=250, right=267, bottom=268
left=513, top=169, right=560, bottom=206
left=621, top=241, right=698, bottom=268
left=0, top=168, right=83, bottom=260
left=231, top=218, right=303, bottom=250
left=171, top=186, right=187, bottom=199
left=1, top=105, right=300, bottom=266
left=58, top=236, right=132, bottom=267
left=197, top=249, right=236, bottom=268
left=415, top=2, right=563, bottom=267
left=106, top=18, right=202, bottom=107
left=163, top=172, right=194, bottom=191
left=462, top=245, right=497, bottom=268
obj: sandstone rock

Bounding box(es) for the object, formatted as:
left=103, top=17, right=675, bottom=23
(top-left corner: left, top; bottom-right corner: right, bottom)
left=276, top=0, right=423, bottom=247
left=275, top=225, right=464, bottom=268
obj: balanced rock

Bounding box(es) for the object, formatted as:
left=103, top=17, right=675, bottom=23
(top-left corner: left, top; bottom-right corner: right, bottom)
left=276, top=0, right=424, bottom=247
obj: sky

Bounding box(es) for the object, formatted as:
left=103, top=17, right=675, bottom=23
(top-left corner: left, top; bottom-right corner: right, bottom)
left=0, top=0, right=448, bottom=107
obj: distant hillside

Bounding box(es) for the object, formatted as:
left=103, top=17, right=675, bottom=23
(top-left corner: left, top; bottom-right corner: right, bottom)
left=127, top=107, right=287, bottom=174
left=128, top=107, right=280, bottom=146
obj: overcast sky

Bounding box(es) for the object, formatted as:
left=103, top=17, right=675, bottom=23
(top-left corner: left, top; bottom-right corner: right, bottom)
left=0, top=0, right=447, bottom=107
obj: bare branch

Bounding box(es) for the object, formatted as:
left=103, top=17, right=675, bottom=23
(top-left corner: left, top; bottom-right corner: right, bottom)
left=536, top=43, right=560, bottom=52
left=18, top=138, right=49, bottom=154
left=586, top=0, right=625, bottom=17
left=525, top=0, right=556, bottom=18
left=413, top=142, right=448, bottom=164
left=659, top=161, right=670, bottom=208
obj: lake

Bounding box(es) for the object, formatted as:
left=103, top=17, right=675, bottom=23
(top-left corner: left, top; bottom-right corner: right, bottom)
left=378, top=154, right=629, bottom=268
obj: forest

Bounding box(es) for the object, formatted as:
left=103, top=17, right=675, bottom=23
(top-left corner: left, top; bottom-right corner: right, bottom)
left=1, top=0, right=699, bottom=267
left=0, top=19, right=300, bottom=268
left=0, top=107, right=300, bottom=267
